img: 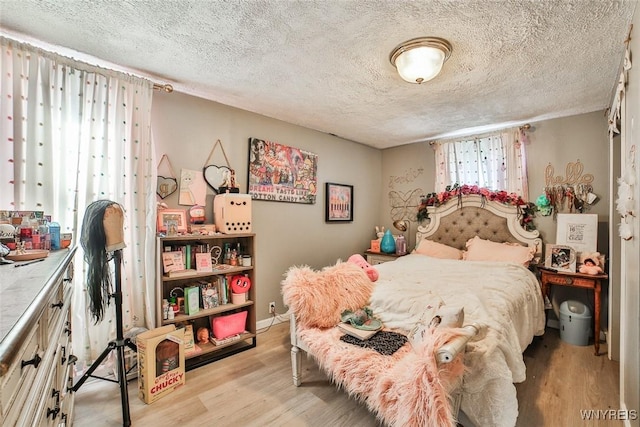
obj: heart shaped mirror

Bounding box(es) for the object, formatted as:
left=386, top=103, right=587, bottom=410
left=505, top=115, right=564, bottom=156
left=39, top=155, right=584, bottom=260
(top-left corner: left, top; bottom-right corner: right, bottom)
left=157, top=176, right=178, bottom=199
left=203, top=165, right=232, bottom=194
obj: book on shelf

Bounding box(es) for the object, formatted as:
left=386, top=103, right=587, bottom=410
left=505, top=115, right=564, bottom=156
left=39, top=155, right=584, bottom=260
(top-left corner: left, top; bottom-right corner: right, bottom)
left=185, top=245, right=192, bottom=270
left=183, top=324, right=197, bottom=355
left=218, top=276, right=229, bottom=305
left=165, top=269, right=198, bottom=278
left=162, top=251, right=185, bottom=273
left=210, top=333, right=243, bottom=346
left=195, top=252, right=212, bottom=273
left=184, top=286, right=200, bottom=315
left=338, top=322, right=380, bottom=340
left=201, top=281, right=219, bottom=309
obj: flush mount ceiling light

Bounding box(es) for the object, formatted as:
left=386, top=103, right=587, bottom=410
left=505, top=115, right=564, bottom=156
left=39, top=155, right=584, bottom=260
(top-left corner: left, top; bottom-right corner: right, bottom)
left=389, top=37, right=452, bottom=84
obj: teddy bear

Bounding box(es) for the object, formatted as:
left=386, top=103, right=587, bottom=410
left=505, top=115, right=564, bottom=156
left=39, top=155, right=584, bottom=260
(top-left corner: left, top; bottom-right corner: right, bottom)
left=282, top=260, right=374, bottom=329
left=347, top=254, right=379, bottom=282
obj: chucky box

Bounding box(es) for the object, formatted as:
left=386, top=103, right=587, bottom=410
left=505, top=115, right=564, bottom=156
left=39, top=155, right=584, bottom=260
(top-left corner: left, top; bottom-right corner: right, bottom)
left=137, top=325, right=185, bottom=404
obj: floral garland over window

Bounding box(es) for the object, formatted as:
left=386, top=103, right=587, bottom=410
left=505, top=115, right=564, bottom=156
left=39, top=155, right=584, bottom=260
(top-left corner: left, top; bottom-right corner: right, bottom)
left=417, top=184, right=537, bottom=231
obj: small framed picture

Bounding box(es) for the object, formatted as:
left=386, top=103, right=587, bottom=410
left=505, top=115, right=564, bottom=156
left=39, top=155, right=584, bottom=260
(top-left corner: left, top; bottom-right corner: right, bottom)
left=325, top=182, right=353, bottom=222
left=544, top=244, right=576, bottom=273
left=157, top=209, right=188, bottom=233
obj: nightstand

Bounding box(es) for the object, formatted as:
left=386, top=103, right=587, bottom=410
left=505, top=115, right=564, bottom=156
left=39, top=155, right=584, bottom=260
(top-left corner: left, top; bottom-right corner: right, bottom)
left=538, top=266, right=608, bottom=355
left=364, top=250, right=405, bottom=265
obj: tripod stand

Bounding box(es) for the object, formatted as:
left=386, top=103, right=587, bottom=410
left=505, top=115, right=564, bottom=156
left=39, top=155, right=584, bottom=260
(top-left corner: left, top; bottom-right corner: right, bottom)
left=71, top=249, right=137, bottom=426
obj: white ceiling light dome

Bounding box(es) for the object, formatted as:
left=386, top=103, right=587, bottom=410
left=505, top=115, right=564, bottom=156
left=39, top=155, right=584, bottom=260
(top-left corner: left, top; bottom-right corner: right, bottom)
left=390, top=37, right=452, bottom=84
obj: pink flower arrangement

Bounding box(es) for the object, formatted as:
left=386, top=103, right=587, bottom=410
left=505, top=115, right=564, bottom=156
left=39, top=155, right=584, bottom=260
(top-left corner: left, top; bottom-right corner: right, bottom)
left=416, top=184, right=537, bottom=231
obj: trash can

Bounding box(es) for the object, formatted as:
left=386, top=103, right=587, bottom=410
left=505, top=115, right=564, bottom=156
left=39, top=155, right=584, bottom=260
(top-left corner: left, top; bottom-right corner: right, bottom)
left=559, top=300, right=592, bottom=346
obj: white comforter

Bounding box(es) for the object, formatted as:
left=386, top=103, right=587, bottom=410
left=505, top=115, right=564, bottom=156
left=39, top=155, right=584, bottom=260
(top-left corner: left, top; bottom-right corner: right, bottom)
left=370, top=254, right=545, bottom=427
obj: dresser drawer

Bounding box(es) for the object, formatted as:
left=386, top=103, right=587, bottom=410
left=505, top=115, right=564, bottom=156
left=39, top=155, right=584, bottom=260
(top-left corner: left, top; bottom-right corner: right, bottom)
left=45, top=261, right=73, bottom=341
left=545, top=274, right=575, bottom=286
left=0, top=324, right=41, bottom=424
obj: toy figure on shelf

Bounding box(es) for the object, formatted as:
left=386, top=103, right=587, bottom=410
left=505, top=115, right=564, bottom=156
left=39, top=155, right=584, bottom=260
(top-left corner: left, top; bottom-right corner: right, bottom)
left=197, top=327, right=210, bottom=344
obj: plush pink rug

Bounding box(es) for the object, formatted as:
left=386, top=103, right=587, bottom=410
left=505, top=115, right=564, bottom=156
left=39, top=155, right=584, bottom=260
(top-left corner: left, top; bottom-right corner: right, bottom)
left=298, top=326, right=466, bottom=427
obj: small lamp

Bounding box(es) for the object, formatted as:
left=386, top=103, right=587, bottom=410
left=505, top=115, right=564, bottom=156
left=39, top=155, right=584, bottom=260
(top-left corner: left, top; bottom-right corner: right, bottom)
left=393, top=220, right=410, bottom=254
left=389, top=37, right=452, bottom=84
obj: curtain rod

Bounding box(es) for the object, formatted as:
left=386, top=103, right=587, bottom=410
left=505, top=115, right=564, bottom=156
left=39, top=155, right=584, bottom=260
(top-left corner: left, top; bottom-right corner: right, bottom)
left=428, top=123, right=531, bottom=145
left=153, top=83, right=174, bottom=93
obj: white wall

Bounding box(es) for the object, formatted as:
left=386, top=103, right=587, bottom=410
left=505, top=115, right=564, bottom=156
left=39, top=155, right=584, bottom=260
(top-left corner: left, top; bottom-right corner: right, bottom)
left=380, top=112, right=611, bottom=247
left=151, top=91, right=382, bottom=321
left=619, top=7, right=640, bottom=424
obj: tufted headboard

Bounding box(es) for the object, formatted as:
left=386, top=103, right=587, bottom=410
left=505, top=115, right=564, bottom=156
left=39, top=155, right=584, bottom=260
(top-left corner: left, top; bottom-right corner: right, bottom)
left=415, top=195, right=542, bottom=257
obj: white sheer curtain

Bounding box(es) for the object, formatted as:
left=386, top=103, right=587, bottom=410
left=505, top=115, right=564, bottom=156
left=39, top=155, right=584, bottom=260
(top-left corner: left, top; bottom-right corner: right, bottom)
left=1, top=37, right=157, bottom=367
left=433, top=128, right=529, bottom=199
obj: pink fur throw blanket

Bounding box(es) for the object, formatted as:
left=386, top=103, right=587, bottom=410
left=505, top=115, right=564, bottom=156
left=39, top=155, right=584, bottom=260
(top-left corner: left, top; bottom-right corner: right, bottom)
left=282, top=262, right=373, bottom=328
left=298, top=325, right=466, bottom=427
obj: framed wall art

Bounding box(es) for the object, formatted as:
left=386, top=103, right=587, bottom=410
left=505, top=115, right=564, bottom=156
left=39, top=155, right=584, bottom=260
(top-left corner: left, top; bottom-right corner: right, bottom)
left=325, top=182, right=353, bottom=222
left=157, top=209, right=187, bottom=234
left=555, top=213, right=598, bottom=253
left=544, top=244, right=576, bottom=273
left=247, top=137, right=318, bottom=204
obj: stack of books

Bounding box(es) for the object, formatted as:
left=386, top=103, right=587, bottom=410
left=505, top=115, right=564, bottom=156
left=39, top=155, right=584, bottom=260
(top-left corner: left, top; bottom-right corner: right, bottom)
left=338, top=322, right=381, bottom=340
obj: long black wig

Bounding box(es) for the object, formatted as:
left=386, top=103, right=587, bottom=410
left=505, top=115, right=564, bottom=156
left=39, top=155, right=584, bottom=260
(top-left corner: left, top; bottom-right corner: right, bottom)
left=81, top=200, right=121, bottom=323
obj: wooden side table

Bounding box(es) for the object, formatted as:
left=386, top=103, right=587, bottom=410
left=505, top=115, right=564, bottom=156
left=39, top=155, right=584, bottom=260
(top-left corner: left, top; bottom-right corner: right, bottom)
left=538, top=266, right=608, bottom=355
left=364, top=250, right=405, bottom=265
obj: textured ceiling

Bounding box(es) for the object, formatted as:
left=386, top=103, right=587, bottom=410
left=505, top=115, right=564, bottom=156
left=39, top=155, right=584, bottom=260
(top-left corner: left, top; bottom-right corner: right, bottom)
left=0, top=1, right=636, bottom=149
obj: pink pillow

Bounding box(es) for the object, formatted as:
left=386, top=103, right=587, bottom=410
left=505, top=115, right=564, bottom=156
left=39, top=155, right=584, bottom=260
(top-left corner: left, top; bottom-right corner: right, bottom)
left=414, top=239, right=463, bottom=260
left=463, top=236, right=535, bottom=265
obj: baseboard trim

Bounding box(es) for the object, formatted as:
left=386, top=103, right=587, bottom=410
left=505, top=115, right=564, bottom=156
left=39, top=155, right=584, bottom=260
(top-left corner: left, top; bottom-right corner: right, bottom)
left=257, top=312, right=290, bottom=330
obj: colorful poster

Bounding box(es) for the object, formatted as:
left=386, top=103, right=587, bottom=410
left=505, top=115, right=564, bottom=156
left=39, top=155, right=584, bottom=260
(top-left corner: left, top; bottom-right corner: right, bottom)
left=248, top=138, right=318, bottom=204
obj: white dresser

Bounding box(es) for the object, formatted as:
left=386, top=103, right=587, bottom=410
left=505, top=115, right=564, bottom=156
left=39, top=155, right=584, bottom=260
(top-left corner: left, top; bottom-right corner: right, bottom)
left=0, top=248, right=77, bottom=426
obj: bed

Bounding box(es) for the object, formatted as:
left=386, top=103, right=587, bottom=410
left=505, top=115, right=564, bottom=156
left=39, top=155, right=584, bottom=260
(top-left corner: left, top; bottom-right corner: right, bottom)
left=283, top=195, right=545, bottom=427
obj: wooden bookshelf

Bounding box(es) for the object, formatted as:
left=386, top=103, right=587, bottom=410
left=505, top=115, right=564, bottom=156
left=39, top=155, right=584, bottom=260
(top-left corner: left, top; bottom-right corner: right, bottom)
left=156, top=233, right=256, bottom=370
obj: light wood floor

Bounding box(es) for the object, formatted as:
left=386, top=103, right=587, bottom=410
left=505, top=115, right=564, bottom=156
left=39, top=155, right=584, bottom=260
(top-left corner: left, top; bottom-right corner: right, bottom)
left=74, top=322, right=620, bottom=427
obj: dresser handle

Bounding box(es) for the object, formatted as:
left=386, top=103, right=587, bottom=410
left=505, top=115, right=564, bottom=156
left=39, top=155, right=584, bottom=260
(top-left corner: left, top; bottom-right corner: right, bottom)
left=22, top=353, right=41, bottom=369
left=51, top=301, right=64, bottom=309
left=60, top=346, right=67, bottom=364
left=67, top=354, right=78, bottom=366
left=47, top=405, right=60, bottom=419
left=565, top=277, right=573, bottom=285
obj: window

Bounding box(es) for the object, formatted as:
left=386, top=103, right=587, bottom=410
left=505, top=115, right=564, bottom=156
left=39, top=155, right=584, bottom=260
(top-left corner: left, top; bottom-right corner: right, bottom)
left=433, top=129, right=529, bottom=199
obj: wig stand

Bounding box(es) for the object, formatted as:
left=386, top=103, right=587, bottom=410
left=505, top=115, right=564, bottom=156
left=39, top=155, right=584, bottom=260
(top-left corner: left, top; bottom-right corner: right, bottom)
left=70, top=250, right=137, bottom=426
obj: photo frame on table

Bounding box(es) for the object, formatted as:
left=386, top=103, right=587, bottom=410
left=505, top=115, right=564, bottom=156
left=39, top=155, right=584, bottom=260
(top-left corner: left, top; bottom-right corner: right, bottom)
left=157, top=209, right=188, bottom=233
left=325, top=182, right=353, bottom=222
left=544, top=244, right=576, bottom=273
left=555, top=213, right=598, bottom=253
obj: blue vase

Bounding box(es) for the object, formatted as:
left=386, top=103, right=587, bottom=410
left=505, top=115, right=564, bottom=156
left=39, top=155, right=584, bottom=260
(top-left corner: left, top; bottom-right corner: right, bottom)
left=380, top=229, right=396, bottom=254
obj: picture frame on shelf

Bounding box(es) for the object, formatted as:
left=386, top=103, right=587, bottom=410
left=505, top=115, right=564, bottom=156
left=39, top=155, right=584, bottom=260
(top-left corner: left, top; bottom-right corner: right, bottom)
left=325, top=182, right=353, bottom=222
left=544, top=244, right=576, bottom=273
left=157, top=209, right=188, bottom=233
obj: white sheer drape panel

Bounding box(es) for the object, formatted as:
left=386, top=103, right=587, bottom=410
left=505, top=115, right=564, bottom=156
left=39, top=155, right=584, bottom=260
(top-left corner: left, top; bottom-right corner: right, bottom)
left=0, top=37, right=156, bottom=366
left=433, top=129, right=529, bottom=200
left=504, top=129, right=529, bottom=201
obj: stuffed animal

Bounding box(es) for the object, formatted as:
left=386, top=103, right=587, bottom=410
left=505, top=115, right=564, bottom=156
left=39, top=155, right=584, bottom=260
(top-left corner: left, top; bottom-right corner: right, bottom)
left=579, top=258, right=603, bottom=275
left=347, top=254, right=379, bottom=282
left=578, top=252, right=604, bottom=275
left=282, top=261, right=374, bottom=329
